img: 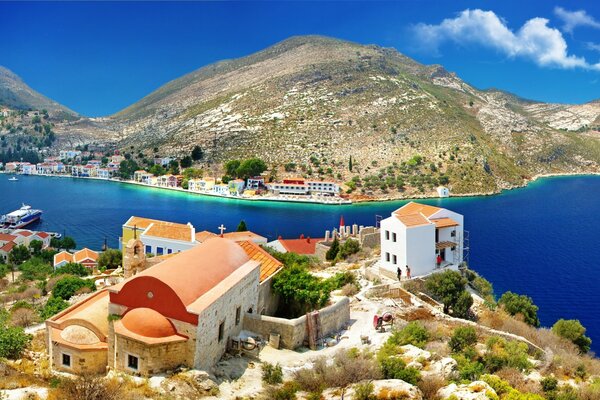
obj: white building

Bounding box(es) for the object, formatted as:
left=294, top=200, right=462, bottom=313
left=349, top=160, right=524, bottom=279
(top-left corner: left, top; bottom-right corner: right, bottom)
left=21, top=163, right=37, bottom=175
left=213, top=183, right=229, bottom=195
left=307, top=180, right=339, bottom=195
left=379, top=202, right=465, bottom=279
left=437, top=186, right=450, bottom=198
left=121, top=217, right=197, bottom=256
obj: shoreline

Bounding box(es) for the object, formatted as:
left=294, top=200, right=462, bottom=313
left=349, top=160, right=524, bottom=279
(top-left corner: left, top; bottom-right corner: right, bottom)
left=3, top=170, right=600, bottom=206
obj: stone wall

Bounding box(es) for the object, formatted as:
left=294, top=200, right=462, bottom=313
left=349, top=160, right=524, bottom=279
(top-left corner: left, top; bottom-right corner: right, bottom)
left=243, top=296, right=350, bottom=349
left=113, top=335, right=188, bottom=375
left=194, top=266, right=260, bottom=372
left=258, top=276, right=279, bottom=316
left=51, top=343, right=107, bottom=374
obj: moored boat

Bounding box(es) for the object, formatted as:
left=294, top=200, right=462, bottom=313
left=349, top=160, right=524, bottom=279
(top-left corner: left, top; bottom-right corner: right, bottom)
left=1, top=204, right=42, bottom=229
left=8, top=177, right=18, bottom=181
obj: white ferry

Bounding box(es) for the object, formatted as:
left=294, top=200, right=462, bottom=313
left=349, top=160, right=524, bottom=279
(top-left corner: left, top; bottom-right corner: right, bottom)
left=1, top=204, right=43, bottom=229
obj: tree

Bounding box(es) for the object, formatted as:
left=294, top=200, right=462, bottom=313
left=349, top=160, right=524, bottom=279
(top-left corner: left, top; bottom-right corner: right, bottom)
left=51, top=236, right=76, bottom=251
left=180, top=156, right=193, bottom=168
left=8, top=245, right=30, bottom=281
left=552, top=319, right=592, bottom=353
left=191, top=145, right=203, bottom=161
left=349, top=156, right=353, bottom=172
left=236, top=220, right=248, bottom=232
left=272, top=265, right=332, bottom=318
left=338, top=239, right=361, bottom=259
left=54, top=262, right=88, bottom=277
left=19, top=257, right=53, bottom=281
left=11, top=308, right=37, bottom=328
left=149, top=164, right=166, bottom=176
left=326, top=237, right=340, bottom=261
left=425, top=270, right=473, bottom=318
left=225, top=160, right=241, bottom=177
left=39, top=296, right=69, bottom=319
left=119, top=159, right=139, bottom=179
left=168, top=159, right=179, bottom=175
left=0, top=324, right=31, bottom=359
left=449, top=326, right=478, bottom=353
left=498, top=291, right=540, bottom=327
left=52, top=276, right=96, bottom=300
left=98, top=249, right=122, bottom=270
left=236, top=158, right=267, bottom=179
left=29, top=240, right=43, bottom=256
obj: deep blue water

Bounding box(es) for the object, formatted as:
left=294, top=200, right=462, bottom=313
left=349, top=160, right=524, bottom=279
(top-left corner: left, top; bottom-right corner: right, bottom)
left=1, top=175, right=599, bottom=351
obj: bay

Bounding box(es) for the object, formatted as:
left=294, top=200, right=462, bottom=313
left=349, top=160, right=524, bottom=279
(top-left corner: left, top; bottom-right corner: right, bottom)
left=1, top=174, right=599, bottom=351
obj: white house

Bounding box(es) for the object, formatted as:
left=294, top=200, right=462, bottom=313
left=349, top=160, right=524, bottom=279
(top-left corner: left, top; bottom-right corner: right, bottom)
left=379, top=202, right=464, bottom=279
left=213, top=183, right=229, bottom=195
left=228, top=179, right=245, bottom=196
left=307, top=180, right=339, bottom=195
left=437, top=186, right=450, bottom=198
left=21, top=163, right=37, bottom=175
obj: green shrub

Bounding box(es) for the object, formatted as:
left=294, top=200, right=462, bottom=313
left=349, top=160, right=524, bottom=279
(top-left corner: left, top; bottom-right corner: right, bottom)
left=338, top=239, right=361, bottom=259
left=540, top=376, right=558, bottom=392
left=389, top=322, right=430, bottom=348
left=262, top=362, right=283, bottom=385
left=54, top=262, right=88, bottom=277
left=272, top=265, right=332, bottom=318
left=472, top=276, right=494, bottom=301
left=552, top=319, right=592, bottom=354
left=10, top=300, right=33, bottom=311
left=326, top=237, right=340, bottom=261
left=52, top=276, right=96, bottom=300
left=481, top=374, right=513, bottom=396
left=353, top=381, right=375, bottom=400
left=484, top=337, right=532, bottom=373
left=0, top=312, right=32, bottom=359
left=39, top=296, right=69, bottom=319
left=379, top=357, right=420, bottom=384
left=449, top=326, right=477, bottom=353
left=18, top=257, right=53, bottom=281
left=498, top=291, right=540, bottom=327
left=453, top=353, right=484, bottom=381
left=425, top=270, right=473, bottom=318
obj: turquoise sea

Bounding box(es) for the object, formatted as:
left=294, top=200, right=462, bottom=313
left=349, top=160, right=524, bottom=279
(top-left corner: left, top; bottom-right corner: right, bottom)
left=1, top=174, right=599, bottom=351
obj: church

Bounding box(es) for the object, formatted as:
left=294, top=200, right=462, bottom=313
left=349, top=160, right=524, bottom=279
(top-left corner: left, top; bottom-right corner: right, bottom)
left=45, top=236, right=283, bottom=375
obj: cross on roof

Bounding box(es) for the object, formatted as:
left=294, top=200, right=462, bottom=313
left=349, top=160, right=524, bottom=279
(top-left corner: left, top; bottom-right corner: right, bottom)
left=218, top=224, right=227, bottom=237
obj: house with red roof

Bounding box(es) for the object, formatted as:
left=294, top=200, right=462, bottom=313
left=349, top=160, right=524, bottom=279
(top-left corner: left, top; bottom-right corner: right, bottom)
left=265, top=234, right=324, bottom=255
left=379, top=202, right=465, bottom=279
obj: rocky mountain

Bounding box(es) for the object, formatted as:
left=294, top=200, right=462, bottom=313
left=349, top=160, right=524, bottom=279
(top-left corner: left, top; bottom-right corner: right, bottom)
left=0, top=66, right=77, bottom=119
left=5, top=36, right=600, bottom=197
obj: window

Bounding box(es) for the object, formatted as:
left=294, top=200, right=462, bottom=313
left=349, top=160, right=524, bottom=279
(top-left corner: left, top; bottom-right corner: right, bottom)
left=235, top=306, right=241, bottom=326
left=218, top=321, right=225, bottom=342
left=145, top=245, right=152, bottom=254
left=392, top=255, right=397, bottom=265
left=62, top=353, right=71, bottom=367
left=167, top=249, right=173, bottom=254
left=385, top=230, right=390, bottom=240
left=156, top=247, right=164, bottom=255
left=392, top=233, right=397, bottom=242
left=451, top=230, right=456, bottom=237
left=385, top=252, right=390, bottom=262
left=127, top=354, right=139, bottom=371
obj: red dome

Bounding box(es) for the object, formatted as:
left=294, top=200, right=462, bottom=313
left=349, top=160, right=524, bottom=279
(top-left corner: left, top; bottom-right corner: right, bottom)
left=121, top=308, right=177, bottom=338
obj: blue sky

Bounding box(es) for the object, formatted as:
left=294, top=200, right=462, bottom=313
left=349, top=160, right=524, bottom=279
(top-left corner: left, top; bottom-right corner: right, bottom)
left=2, top=1, right=600, bottom=116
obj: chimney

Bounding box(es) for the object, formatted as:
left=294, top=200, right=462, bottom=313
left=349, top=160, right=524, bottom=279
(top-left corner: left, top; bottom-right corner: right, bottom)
left=300, top=234, right=305, bottom=239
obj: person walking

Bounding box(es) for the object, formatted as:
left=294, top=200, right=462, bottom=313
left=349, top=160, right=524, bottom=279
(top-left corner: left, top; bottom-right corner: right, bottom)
left=396, top=266, right=402, bottom=281
left=406, top=265, right=411, bottom=280
left=436, top=254, right=442, bottom=267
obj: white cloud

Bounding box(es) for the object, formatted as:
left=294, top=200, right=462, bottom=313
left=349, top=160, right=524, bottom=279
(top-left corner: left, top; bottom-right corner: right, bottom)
left=554, top=7, right=600, bottom=33
left=586, top=42, right=600, bottom=52
left=413, top=9, right=600, bottom=71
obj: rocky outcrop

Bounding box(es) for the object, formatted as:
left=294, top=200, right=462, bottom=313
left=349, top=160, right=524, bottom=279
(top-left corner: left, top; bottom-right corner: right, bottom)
left=320, top=379, right=423, bottom=400
left=438, top=381, right=497, bottom=400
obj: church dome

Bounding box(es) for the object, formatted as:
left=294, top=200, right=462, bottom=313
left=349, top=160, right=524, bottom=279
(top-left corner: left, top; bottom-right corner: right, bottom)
left=61, top=324, right=100, bottom=345
left=121, top=308, right=177, bottom=338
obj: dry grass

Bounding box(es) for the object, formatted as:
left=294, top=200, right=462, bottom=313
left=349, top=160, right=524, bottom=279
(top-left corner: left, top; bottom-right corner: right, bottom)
left=341, top=283, right=359, bottom=297
left=293, top=349, right=381, bottom=393
left=495, top=367, right=542, bottom=395
left=48, top=374, right=124, bottom=400
left=416, top=375, right=446, bottom=399
left=399, top=307, right=435, bottom=321
left=478, top=308, right=600, bottom=378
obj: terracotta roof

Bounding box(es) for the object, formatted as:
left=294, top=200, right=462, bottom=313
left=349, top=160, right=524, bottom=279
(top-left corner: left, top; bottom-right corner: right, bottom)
left=74, top=248, right=99, bottom=263
left=395, top=213, right=431, bottom=227
left=278, top=237, right=324, bottom=255
left=110, top=238, right=251, bottom=307
left=54, top=251, right=74, bottom=266
left=237, top=241, right=283, bottom=282
left=0, top=241, right=16, bottom=252
left=223, top=231, right=267, bottom=243
left=121, top=308, right=178, bottom=338
left=394, top=202, right=442, bottom=218
left=430, top=217, right=459, bottom=228
left=0, top=234, right=17, bottom=242
left=145, top=222, right=193, bottom=242
left=48, top=289, right=110, bottom=342
left=14, top=230, right=33, bottom=237
left=35, top=231, right=50, bottom=239
left=195, top=230, right=217, bottom=242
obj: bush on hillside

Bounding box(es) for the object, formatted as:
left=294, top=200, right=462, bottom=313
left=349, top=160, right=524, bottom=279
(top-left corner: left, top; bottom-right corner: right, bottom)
left=0, top=310, right=31, bottom=359
left=425, top=270, right=473, bottom=318
left=389, top=322, right=430, bottom=349
left=54, top=262, right=88, bottom=277
left=262, top=362, right=283, bottom=385
left=449, top=326, right=478, bottom=353
left=98, top=249, right=122, bottom=270
left=483, top=336, right=532, bottom=373
left=39, top=296, right=69, bottom=320
left=552, top=319, right=592, bottom=354
left=52, top=276, right=96, bottom=301
left=498, top=291, right=540, bottom=327
left=272, top=265, right=332, bottom=318
left=18, top=257, right=53, bottom=281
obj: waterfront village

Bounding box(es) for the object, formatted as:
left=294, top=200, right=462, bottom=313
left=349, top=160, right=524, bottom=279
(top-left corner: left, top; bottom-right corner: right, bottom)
left=0, top=148, right=452, bottom=205
left=0, top=201, right=598, bottom=400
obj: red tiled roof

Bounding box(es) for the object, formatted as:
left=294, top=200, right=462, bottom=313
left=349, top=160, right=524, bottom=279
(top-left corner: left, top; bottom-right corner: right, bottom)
left=0, top=234, right=17, bottom=242
left=278, top=237, right=324, bottom=255
left=237, top=241, right=283, bottom=282
left=14, top=230, right=33, bottom=237
left=35, top=232, right=50, bottom=239
left=0, top=241, right=16, bottom=252
left=394, top=201, right=442, bottom=218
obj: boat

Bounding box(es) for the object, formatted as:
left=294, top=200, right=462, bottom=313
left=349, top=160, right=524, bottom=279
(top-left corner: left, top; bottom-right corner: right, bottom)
left=1, top=204, right=43, bottom=229
left=49, top=232, right=62, bottom=239
left=8, top=177, right=18, bottom=181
